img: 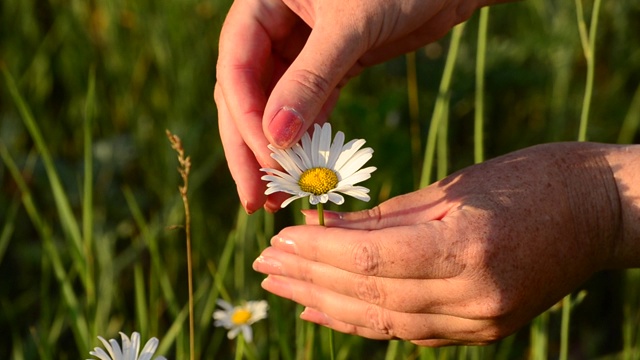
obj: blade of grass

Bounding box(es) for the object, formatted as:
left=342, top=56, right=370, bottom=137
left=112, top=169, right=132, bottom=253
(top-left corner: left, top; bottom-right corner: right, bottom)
left=1, top=65, right=88, bottom=289
left=83, top=66, right=96, bottom=311
left=475, top=7, right=489, bottom=164
left=0, top=142, right=91, bottom=352
left=123, top=186, right=181, bottom=317
left=617, top=83, right=640, bottom=144
left=406, top=51, right=422, bottom=189
left=419, top=22, right=466, bottom=188
left=575, top=0, right=602, bottom=142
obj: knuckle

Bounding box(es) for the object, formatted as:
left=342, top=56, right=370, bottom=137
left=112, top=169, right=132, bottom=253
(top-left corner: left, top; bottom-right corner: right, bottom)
left=365, top=305, right=395, bottom=336
left=290, top=68, right=332, bottom=100
left=354, top=275, right=384, bottom=305
left=351, top=240, right=381, bottom=276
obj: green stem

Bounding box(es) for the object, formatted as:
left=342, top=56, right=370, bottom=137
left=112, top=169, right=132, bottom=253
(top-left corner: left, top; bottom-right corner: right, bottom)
left=317, top=203, right=325, bottom=226
left=317, top=203, right=334, bottom=360
left=235, top=333, right=245, bottom=360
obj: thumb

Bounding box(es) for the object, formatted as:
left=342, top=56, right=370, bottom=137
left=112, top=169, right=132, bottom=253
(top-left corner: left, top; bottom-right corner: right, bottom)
left=263, top=22, right=365, bottom=148
left=302, top=188, right=455, bottom=230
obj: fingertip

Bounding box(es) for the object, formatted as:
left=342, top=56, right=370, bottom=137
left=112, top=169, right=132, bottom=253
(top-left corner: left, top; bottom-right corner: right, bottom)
left=266, top=106, right=306, bottom=148
left=301, top=209, right=343, bottom=225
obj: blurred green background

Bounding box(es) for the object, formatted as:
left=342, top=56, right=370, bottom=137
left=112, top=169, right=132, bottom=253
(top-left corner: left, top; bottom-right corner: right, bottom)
left=1, top=0, right=640, bottom=358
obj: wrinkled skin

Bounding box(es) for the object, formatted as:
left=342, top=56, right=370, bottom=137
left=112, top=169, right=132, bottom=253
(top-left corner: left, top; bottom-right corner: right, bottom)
left=253, top=142, right=640, bottom=346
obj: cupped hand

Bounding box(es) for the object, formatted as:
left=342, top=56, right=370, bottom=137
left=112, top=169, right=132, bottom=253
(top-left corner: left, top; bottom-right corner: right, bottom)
left=214, top=0, right=492, bottom=213
left=252, top=142, right=622, bottom=346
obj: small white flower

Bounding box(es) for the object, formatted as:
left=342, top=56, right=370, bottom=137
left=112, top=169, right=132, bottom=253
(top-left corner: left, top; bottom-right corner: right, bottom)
left=261, top=123, right=376, bottom=207
left=213, top=299, right=268, bottom=343
left=88, top=331, right=166, bottom=360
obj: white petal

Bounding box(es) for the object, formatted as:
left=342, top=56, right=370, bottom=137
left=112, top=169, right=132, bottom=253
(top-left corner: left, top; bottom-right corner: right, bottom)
left=338, top=166, right=377, bottom=186
left=310, top=193, right=329, bottom=205
left=97, top=336, right=115, bottom=359
left=242, top=324, right=254, bottom=343
left=126, top=332, right=140, bottom=360
left=271, top=149, right=303, bottom=178
left=262, top=168, right=300, bottom=182
left=334, top=139, right=366, bottom=171
left=300, top=131, right=312, bottom=154
left=281, top=194, right=308, bottom=208
left=89, top=347, right=113, bottom=360
left=108, top=338, right=124, bottom=360
left=247, top=300, right=269, bottom=323
left=336, top=149, right=373, bottom=180
left=216, top=299, right=234, bottom=312
left=310, top=124, right=322, bottom=166
left=335, top=186, right=371, bottom=202
left=327, top=192, right=345, bottom=205
left=228, top=327, right=241, bottom=340
left=326, top=131, right=345, bottom=169
left=138, top=337, right=160, bottom=360
left=292, top=143, right=313, bottom=170
left=317, top=123, right=333, bottom=167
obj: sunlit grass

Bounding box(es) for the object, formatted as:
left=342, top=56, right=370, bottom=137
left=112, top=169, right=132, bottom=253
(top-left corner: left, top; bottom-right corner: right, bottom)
left=1, top=0, right=640, bottom=358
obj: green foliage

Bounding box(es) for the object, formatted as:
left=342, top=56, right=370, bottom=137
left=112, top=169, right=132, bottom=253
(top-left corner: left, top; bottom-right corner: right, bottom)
left=1, top=0, right=640, bottom=358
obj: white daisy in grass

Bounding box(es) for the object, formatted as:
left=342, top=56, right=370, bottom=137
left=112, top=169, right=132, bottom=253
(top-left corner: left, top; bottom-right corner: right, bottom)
left=88, top=331, right=166, bottom=360
left=261, top=123, right=376, bottom=208
left=213, top=299, right=268, bottom=342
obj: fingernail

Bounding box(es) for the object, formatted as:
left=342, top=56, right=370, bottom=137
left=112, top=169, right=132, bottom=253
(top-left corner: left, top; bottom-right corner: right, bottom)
left=268, top=107, right=304, bottom=147
left=300, top=307, right=330, bottom=326
left=253, top=255, right=284, bottom=275
left=261, top=276, right=292, bottom=298
left=271, top=236, right=298, bottom=254
left=301, top=209, right=343, bottom=224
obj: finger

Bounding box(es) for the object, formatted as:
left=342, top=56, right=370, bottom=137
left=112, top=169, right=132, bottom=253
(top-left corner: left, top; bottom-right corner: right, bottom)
left=215, top=84, right=267, bottom=213
left=261, top=275, right=497, bottom=343
left=263, top=18, right=367, bottom=148
left=360, top=2, right=476, bottom=67
left=270, top=212, right=472, bottom=279
left=300, top=308, right=474, bottom=347
left=216, top=0, right=296, bottom=167
left=254, top=246, right=471, bottom=315
left=302, top=187, right=455, bottom=229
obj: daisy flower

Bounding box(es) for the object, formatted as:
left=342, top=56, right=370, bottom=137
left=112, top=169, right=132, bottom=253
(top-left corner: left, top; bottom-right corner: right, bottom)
left=213, top=299, right=268, bottom=343
left=261, top=123, right=376, bottom=208
left=88, top=331, right=166, bottom=360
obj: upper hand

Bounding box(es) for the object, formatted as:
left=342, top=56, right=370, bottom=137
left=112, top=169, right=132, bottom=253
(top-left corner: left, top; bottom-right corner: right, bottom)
left=214, top=0, right=485, bottom=213
left=252, top=142, right=622, bottom=346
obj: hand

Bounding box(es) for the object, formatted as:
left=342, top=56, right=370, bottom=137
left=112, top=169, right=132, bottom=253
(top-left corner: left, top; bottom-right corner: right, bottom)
left=214, top=0, right=494, bottom=213
left=252, top=142, right=624, bottom=346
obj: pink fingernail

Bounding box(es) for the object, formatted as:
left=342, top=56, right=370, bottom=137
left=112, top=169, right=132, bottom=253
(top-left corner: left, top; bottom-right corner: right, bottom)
left=268, top=107, right=304, bottom=148
left=261, top=276, right=292, bottom=298
left=253, top=255, right=284, bottom=275
left=300, top=307, right=330, bottom=326
left=301, top=209, right=343, bottom=224
left=271, top=236, right=298, bottom=254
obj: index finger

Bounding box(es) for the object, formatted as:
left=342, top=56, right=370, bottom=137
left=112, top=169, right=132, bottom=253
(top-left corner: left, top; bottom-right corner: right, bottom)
left=270, top=218, right=467, bottom=279
left=215, top=0, right=298, bottom=167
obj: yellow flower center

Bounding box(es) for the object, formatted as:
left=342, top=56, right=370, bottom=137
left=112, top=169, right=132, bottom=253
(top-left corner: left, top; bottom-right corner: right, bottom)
left=298, top=167, right=339, bottom=195
left=231, top=308, right=252, bottom=325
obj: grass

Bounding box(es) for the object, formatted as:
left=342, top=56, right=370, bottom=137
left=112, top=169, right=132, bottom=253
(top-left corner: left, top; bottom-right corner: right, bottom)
left=1, top=0, right=640, bottom=358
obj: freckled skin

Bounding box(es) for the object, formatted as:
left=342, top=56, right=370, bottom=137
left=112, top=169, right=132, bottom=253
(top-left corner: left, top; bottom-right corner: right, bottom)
left=253, top=142, right=640, bottom=346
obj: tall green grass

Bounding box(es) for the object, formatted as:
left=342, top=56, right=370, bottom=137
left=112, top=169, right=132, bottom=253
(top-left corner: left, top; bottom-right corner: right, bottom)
left=1, top=0, right=640, bottom=358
